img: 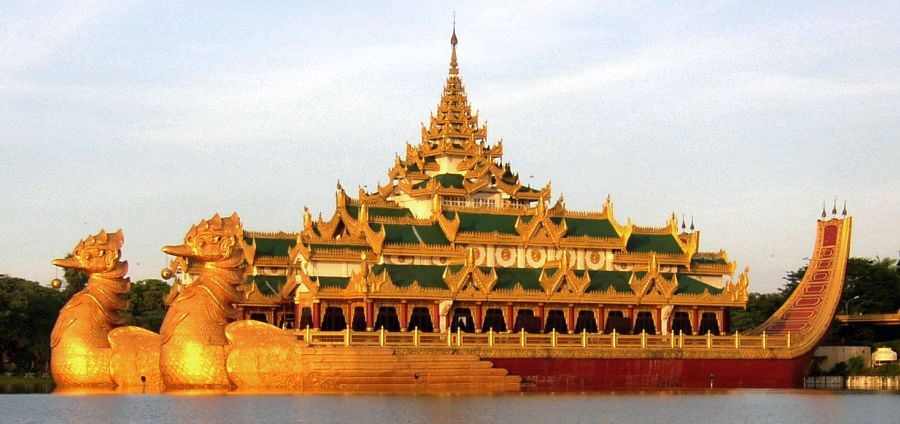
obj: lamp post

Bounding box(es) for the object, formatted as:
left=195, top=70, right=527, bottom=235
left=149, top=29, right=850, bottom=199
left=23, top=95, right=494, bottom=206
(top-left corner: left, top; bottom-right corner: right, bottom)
left=844, top=295, right=860, bottom=315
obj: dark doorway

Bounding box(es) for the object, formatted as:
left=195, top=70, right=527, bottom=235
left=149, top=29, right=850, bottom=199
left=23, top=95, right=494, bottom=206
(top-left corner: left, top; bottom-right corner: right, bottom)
left=513, top=309, right=541, bottom=334
left=544, top=309, right=568, bottom=334
left=298, top=307, right=313, bottom=329
left=407, top=307, right=434, bottom=332
left=633, top=311, right=656, bottom=334
left=451, top=308, right=475, bottom=333
left=374, top=306, right=401, bottom=332
left=351, top=306, right=367, bottom=331
left=481, top=308, right=507, bottom=333
left=699, top=312, right=720, bottom=335
left=605, top=310, right=632, bottom=334
left=575, top=310, right=598, bottom=333
left=249, top=313, right=268, bottom=323
left=321, top=307, right=347, bottom=331
left=671, top=311, right=692, bottom=335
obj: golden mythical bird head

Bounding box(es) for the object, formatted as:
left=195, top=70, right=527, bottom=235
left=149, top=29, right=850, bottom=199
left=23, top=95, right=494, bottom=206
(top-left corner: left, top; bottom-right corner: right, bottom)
left=162, top=213, right=255, bottom=265
left=52, top=229, right=126, bottom=273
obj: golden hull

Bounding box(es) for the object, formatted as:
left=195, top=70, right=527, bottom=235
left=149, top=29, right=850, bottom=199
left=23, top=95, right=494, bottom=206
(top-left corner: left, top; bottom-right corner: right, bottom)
left=108, top=326, right=163, bottom=391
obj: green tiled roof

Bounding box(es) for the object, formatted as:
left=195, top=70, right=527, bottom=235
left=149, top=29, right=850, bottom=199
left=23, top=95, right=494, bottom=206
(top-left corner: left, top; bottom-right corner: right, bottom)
left=372, top=224, right=450, bottom=245
left=309, top=243, right=369, bottom=252
left=412, top=173, right=465, bottom=189
left=565, top=217, right=618, bottom=238
left=246, top=275, right=287, bottom=296
left=517, top=185, right=539, bottom=193
left=434, top=173, right=465, bottom=188
left=449, top=212, right=519, bottom=234
left=316, top=276, right=350, bottom=289
left=345, top=206, right=413, bottom=219
left=246, top=237, right=296, bottom=257
left=405, top=163, right=420, bottom=172
left=670, top=274, right=723, bottom=294
left=586, top=271, right=633, bottom=293
left=370, top=264, right=448, bottom=289
left=691, top=257, right=728, bottom=265
left=493, top=267, right=542, bottom=291
left=626, top=234, right=683, bottom=254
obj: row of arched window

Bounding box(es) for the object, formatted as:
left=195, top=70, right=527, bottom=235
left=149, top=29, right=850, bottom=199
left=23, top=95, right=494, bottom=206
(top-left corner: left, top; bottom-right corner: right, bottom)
left=286, top=306, right=721, bottom=335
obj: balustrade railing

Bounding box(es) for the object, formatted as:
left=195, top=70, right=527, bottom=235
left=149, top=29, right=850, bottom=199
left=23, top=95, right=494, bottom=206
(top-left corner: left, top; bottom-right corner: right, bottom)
left=295, top=327, right=791, bottom=351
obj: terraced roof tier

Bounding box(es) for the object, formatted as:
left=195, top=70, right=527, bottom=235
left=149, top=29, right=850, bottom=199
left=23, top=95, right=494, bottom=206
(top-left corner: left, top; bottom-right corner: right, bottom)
left=626, top=234, right=683, bottom=254
left=246, top=275, right=287, bottom=296
left=370, top=264, right=449, bottom=289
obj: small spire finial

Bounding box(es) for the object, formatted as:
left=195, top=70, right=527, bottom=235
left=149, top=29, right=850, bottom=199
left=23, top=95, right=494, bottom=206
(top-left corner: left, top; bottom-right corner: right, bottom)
left=832, top=197, right=838, bottom=216
left=842, top=200, right=848, bottom=217
left=449, top=14, right=459, bottom=75
left=821, top=201, right=827, bottom=219
left=690, top=215, right=695, bottom=231
left=681, top=214, right=686, bottom=230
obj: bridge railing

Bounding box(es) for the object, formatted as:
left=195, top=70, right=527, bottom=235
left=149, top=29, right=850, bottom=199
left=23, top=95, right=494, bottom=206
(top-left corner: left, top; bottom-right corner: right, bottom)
left=295, top=327, right=791, bottom=350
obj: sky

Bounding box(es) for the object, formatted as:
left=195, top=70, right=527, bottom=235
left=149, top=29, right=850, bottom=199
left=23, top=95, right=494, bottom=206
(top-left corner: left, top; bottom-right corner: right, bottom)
left=1, top=1, right=899, bottom=292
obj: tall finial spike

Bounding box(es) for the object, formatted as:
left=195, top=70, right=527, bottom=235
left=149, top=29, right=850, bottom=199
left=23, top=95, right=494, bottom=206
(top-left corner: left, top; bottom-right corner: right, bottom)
left=832, top=197, right=837, bottom=216
left=681, top=214, right=686, bottom=230
left=841, top=200, right=847, bottom=217
left=690, top=215, right=695, bottom=231
left=821, top=201, right=827, bottom=219
left=449, top=16, right=459, bottom=75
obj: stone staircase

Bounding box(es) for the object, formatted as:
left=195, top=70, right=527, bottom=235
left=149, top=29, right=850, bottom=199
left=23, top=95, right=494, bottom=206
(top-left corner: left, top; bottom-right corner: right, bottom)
left=301, top=347, right=522, bottom=392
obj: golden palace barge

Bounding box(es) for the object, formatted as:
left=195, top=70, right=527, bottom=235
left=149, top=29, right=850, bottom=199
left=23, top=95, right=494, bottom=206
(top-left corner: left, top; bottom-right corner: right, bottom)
left=48, top=29, right=852, bottom=392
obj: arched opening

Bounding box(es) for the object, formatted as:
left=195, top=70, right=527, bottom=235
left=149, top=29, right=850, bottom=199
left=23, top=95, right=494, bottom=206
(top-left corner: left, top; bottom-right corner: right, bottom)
left=481, top=308, right=507, bottom=333
left=604, top=310, right=631, bottom=334
left=351, top=306, right=367, bottom=331
left=374, top=306, right=401, bottom=332
left=544, top=309, right=568, bottom=334
left=407, top=307, right=434, bottom=332
left=633, top=311, right=656, bottom=334
left=298, top=307, right=313, bottom=329
left=513, top=309, right=541, bottom=334
left=281, top=313, right=295, bottom=329
left=249, top=313, right=268, bottom=323
left=575, top=310, right=598, bottom=333
left=699, top=312, right=720, bottom=335
left=450, top=308, right=475, bottom=333
left=671, top=311, right=692, bottom=335
left=321, top=306, right=347, bottom=331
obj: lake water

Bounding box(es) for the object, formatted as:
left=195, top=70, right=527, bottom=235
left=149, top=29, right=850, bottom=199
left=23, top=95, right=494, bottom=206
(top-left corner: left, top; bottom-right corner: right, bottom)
left=0, top=390, right=898, bottom=424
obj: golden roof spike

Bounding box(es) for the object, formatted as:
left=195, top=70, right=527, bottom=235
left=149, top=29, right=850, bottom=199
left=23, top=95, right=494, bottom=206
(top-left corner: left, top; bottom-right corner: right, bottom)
left=841, top=200, right=848, bottom=217
left=449, top=20, right=459, bottom=75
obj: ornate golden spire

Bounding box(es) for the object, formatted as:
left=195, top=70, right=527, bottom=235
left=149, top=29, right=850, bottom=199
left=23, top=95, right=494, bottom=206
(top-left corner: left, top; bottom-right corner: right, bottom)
left=421, top=26, right=487, bottom=147
left=450, top=22, right=459, bottom=75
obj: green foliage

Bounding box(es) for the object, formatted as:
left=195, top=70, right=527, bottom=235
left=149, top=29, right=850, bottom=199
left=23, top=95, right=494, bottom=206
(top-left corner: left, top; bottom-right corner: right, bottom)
left=842, top=257, right=900, bottom=315
left=123, top=279, right=171, bottom=333
left=829, top=361, right=849, bottom=377
left=873, top=363, right=900, bottom=376
left=0, top=275, right=66, bottom=373
left=0, top=274, right=171, bottom=374
left=846, top=355, right=866, bottom=375
left=61, top=255, right=87, bottom=298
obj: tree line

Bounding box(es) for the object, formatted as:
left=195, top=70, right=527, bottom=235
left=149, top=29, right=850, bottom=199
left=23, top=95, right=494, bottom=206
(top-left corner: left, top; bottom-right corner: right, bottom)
left=0, top=271, right=170, bottom=375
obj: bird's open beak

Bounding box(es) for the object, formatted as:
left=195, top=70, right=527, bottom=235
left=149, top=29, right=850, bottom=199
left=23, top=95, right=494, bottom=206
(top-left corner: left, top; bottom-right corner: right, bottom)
left=162, top=244, right=194, bottom=258
left=51, top=257, right=82, bottom=269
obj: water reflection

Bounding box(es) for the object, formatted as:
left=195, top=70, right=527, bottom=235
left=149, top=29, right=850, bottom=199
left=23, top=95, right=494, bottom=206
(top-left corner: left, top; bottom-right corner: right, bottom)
left=0, top=379, right=55, bottom=394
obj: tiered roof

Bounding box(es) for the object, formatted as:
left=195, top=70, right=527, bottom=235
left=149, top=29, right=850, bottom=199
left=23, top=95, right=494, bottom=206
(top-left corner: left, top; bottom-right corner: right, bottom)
left=231, top=29, right=745, bottom=307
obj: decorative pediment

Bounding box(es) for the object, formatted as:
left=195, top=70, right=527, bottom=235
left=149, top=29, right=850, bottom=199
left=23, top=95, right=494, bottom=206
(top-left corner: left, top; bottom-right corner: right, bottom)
left=361, top=222, right=386, bottom=255
left=435, top=209, right=461, bottom=244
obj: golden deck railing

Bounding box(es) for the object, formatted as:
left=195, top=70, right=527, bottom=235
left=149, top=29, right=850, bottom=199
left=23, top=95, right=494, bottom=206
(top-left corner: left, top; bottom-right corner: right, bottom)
left=294, top=327, right=792, bottom=351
